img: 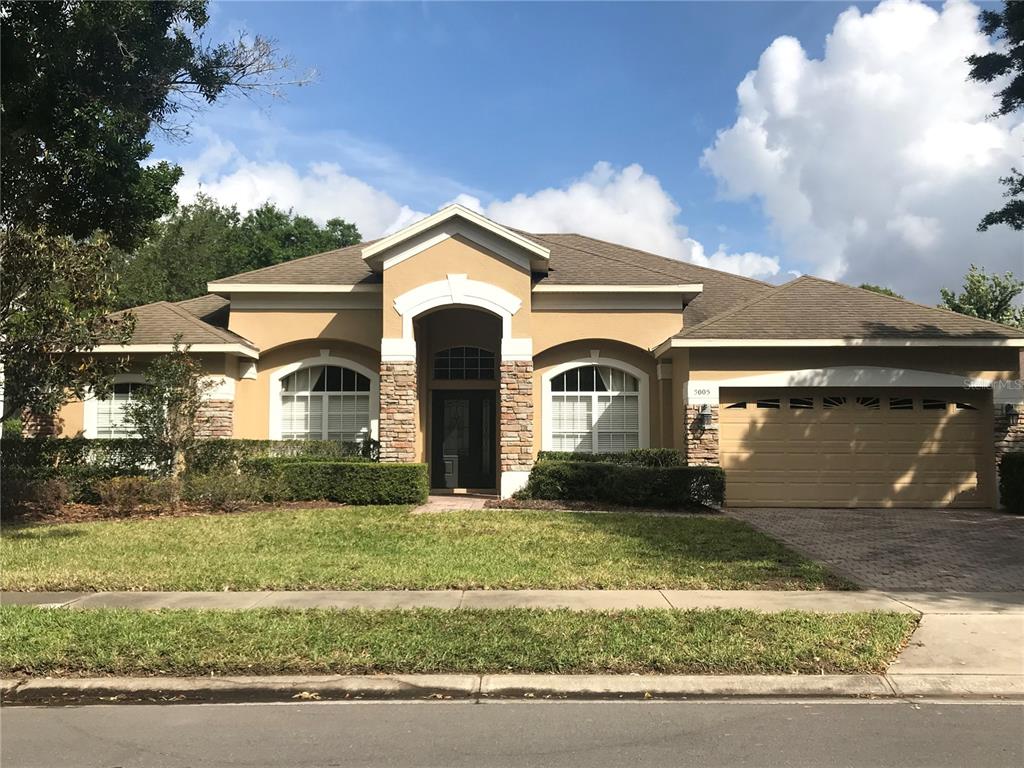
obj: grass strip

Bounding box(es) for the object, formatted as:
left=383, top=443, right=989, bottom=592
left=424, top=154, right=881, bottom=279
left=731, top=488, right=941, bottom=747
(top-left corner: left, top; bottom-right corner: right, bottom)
left=0, top=506, right=850, bottom=591
left=0, top=606, right=915, bottom=677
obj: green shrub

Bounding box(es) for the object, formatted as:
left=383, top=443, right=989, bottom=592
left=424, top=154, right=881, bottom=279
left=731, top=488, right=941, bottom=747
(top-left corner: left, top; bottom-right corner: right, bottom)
left=999, top=452, right=1024, bottom=514
left=1, top=477, right=69, bottom=516
left=523, top=460, right=724, bottom=509
left=255, top=461, right=429, bottom=505
left=92, top=476, right=155, bottom=516
left=536, top=449, right=682, bottom=467
left=184, top=474, right=263, bottom=512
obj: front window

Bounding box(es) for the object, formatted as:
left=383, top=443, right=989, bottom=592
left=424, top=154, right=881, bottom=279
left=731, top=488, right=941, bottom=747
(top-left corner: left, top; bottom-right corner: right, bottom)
left=550, top=365, right=640, bottom=453
left=96, top=381, right=146, bottom=438
left=281, top=365, right=371, bottom=442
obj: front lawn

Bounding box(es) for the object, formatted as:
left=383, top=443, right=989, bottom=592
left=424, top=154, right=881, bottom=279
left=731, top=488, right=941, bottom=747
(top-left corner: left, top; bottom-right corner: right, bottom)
left=0, top=606, right=915, bottom=676
left=0, top=506, right=850, bottom=591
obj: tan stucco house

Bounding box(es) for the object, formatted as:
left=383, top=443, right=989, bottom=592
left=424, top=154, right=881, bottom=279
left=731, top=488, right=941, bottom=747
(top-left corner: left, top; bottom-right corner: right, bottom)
left=44, top=204, right=1024, bottom=506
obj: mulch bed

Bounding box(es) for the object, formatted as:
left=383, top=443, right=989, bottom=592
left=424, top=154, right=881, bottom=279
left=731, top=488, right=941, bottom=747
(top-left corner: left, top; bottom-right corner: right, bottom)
left=2, top=500, right=348, bottom=526
left=483, top=497, right=718, bottom=515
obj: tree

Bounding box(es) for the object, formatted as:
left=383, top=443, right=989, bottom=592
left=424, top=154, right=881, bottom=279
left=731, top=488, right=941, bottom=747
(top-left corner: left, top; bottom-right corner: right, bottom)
left=939, top=265, right=1024, bottom=329
left=0, top=1, right=308, bottom=421
left=859, top=284, right=904, bottom=299
left=967, top=1, right=1024, bottom=231
left=123, top=341, right=215, bottom=502
left=0, top=229, right=134, bottom=421
left=115, top=198, right=361, bottom=308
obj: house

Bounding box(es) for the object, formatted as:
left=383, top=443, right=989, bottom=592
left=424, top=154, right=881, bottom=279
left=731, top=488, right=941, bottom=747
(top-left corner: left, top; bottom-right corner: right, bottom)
left=41, top=204, right=1024, bottom=507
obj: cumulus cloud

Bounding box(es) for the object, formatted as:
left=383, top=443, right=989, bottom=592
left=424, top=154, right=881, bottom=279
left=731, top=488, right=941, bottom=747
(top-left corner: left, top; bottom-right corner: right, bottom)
left=702, top=0, right=1024, bottom=300
left=177, top=141, right=781, bottom=279
left=175, top=132, right=426, bottom=238
left=453, top=162, right=780, bottom=279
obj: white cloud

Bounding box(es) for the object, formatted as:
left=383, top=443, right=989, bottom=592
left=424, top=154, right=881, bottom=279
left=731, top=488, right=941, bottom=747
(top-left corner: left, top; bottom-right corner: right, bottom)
left=453, top=162, right=780, bottom=279
left=177, top=140, right=781, bottom=279
left=702, top=0, right=1024, bottom=301
left=175, top=131, right=426, bottom=238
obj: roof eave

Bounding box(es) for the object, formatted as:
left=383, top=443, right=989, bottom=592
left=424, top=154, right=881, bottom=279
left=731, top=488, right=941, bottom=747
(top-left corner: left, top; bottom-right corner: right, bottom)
left=667, top=337, right=1024, bottom=348
left=91, top=343, right=260, bottom=359
left=207, top=282, right=383, bottom=295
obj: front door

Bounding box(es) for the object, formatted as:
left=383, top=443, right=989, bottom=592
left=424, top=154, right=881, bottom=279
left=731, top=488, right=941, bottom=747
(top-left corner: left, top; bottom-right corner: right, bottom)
left=431, top=390, right=497, bottom=489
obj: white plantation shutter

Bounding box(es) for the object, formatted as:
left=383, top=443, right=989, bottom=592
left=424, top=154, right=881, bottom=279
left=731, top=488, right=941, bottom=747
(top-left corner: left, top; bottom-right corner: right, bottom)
left=548, top=365, right=641, bottom=454
left=95, top=381, right=143, bottom=438
left=280, top=366, right=371, bottom=442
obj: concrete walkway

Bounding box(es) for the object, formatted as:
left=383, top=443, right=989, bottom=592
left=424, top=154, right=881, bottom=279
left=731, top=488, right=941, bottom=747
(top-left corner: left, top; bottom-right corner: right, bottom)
left=3, top=589, right=1022, bottom=614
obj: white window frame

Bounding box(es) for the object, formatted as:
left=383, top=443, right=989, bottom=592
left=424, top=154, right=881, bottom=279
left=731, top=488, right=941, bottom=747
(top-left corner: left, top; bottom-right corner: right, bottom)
left=541, top=355, right=650, bottom=452
left=268, top=355, right=380, bottom=441
left=83, top=374, right=148, bottom=439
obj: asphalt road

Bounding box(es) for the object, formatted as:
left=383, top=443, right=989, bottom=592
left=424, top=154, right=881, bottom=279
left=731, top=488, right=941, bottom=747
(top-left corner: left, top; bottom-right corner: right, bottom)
left=2, top=700, right=1022, bottom=768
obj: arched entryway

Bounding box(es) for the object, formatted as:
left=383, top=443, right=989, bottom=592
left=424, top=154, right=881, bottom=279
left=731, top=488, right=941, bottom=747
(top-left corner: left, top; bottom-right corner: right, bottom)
left=416, top=307, right=502, bottom=491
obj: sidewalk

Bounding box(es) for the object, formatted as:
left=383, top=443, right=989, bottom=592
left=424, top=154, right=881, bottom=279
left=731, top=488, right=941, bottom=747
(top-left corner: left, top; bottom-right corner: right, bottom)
left=4, top=589, right=1023, bottom=614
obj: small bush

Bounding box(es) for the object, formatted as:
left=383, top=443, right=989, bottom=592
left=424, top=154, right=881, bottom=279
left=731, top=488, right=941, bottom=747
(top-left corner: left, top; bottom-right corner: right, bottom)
left=1, top=477, right=70, bottom=516
left=184, top=474, right=262, bottom=512
left=255, top=461, right=429, bottom=505
left=92, top=476, right=153, bottom=517
left=999, top=452, right=1024, bottom=514
left=523, top=460, right=725, bottom=509
left=537, top=449, right=682, bottom=467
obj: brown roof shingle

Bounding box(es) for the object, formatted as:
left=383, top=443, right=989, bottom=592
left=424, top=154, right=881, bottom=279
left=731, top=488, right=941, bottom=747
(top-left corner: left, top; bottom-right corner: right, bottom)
left=208, top=242, right=381, bottom=287
left=109, top=301, right=257, bottom=349
left=675, top=276, right=1024, bottom=340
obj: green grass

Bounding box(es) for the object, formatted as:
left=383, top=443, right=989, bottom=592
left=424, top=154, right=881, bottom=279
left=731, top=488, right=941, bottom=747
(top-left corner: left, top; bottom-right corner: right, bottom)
left=0, top=506, right=849, bottom=591
left=0, top=606, right=915, bottom=677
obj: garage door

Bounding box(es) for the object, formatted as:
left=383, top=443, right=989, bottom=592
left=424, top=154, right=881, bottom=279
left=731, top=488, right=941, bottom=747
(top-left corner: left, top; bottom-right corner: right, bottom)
left=719, top=388, right=991, bottom=508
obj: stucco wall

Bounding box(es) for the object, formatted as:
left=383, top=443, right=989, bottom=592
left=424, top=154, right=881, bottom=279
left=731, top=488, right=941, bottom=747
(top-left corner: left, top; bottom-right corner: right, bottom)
left=532, top=309, right=683, bottom=355
left=382, top=235, right=533, bottom=338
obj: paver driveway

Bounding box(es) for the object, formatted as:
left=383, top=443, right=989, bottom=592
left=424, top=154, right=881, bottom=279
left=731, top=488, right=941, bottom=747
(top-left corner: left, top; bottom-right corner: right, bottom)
left=726, top=508, right=1024, bottom=591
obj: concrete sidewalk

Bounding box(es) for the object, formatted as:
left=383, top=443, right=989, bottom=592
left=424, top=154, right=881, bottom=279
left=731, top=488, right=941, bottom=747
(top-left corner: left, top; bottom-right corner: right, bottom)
left=4, top=589, right=1023, bottom=614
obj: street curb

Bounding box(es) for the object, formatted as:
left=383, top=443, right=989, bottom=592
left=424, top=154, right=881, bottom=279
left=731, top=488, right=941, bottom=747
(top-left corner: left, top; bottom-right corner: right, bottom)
left=3, top=674, right=1022, bottom=706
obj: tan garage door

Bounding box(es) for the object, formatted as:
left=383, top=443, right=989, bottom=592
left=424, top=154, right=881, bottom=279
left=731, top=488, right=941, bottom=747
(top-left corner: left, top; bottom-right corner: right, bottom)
left=719, top=388, right=991, bottom=508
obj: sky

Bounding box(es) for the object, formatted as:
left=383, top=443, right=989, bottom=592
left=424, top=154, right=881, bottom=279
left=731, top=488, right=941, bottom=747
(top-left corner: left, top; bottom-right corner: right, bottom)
left=155, top=0, right=1024, bottom=302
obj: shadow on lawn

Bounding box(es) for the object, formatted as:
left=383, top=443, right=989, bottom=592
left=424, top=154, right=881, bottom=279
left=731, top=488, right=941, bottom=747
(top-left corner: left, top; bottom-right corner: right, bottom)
left=2, top=525, right=85, bottom=541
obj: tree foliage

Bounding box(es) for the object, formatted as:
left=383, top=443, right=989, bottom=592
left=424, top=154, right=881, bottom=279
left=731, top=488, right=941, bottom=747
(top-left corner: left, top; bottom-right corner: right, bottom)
left=939, top=265, right=1024, bottom=329
left=858, top=283, right=904, bottom=299
left=116, top=196, right=361, bottom=308
left=0, top=0, right=306, bottom=420
left=1, top=0, right=310, bottom=249
left=0, top=229, right=134, bottom=421
left=967, top=1, right=1024, bottom=231
left=123, top=341, right=214, bottom=495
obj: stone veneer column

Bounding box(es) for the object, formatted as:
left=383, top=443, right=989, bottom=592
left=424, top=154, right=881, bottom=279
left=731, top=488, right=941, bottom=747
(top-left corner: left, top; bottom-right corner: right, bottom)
left=21, top=409, right=61, bottom=437
left=684, top=403, right=720, bottom=467
left=195, top=400, right=234, bottom=439
left=379, top=361, right=417, bottom=463
left=499, top=360, right=534, bottom=495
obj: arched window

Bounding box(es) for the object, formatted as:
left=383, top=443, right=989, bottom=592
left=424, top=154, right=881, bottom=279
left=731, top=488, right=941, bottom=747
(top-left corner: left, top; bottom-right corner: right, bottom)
left=549, top=365, right=640, bottom=453
left=95, top=380, right=147, bottom=438
left=280, top=364, right=371, bottom=442
left=433, top=346, right=495, bottom=380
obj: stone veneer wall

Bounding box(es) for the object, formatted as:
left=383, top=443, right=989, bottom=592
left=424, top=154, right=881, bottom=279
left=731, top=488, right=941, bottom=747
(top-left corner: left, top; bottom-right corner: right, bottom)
left=21, top=410, right=61, bottom=437
left=195, top=400, right=234, bottom=439
left=499, top=360, right=534, bottom=474
left=684, top=403, right=719, bottom=467
left=379, top=361, right=417, bottom=463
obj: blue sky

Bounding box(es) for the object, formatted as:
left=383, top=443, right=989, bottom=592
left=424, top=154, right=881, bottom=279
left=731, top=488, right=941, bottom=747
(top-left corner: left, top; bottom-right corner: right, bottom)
left=156, top=1, right=1022, bottom=301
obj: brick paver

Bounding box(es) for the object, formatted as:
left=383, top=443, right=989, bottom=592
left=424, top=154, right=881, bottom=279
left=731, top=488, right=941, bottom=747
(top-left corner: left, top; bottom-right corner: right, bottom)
left=726, top=508, right=1024, bottom=591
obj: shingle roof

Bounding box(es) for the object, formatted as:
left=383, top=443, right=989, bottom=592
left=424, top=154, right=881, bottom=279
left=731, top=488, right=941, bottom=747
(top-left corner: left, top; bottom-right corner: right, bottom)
left=675, top=276, right=1024, bottom=340
left=175, top=294, right=230, bottom=328
left=526, top=233, right=773, bottom=325
left=108, top=301, right=257, bottom=349
left=208, top=242, right=382, bottom=286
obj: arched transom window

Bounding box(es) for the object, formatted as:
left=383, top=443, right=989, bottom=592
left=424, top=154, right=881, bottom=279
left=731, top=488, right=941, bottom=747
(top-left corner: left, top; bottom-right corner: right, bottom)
left=433, top=346, right=495, bottom=380
left=549, top=365, right=640, bottom=453
left=281, top=364, right=371, bottom=442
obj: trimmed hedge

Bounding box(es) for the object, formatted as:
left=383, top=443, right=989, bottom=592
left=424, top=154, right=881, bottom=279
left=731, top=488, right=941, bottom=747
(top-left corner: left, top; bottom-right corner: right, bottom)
left=999, top=452, right=1024, bottom=515
left=536, top=449, right=682, bottom=467
left=252, top=460, right=429, bottom=505
left=523, top=460, right=724, bottom=509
